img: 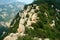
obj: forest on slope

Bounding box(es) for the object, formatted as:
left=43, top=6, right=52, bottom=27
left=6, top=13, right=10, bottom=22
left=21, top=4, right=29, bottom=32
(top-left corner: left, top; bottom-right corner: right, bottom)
left=1, top=0, right=60, bottom=40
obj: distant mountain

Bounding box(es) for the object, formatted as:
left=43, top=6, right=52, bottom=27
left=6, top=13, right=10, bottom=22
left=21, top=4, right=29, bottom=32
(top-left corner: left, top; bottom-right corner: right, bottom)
left=0, top=2, right=25, bottom=39
left=0, top=0, right=18, bottom=5
left=0, top=2, right=25, bottom=27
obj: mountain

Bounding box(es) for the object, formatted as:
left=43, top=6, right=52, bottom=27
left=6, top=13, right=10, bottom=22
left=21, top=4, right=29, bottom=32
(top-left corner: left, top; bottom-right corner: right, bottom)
left=1, top=0, right=60, bottom=40
left=0, top=2, right=25, bottom=40
left=0, top=2, right=25, bottom=27
left=3, top=0, right=60, bottom=40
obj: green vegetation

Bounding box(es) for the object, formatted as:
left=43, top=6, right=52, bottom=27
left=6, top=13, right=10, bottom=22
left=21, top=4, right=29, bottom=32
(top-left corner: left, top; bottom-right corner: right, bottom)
left=2, top=0, right=60, bottom=40
left=17, top=0, right=60, bottom=40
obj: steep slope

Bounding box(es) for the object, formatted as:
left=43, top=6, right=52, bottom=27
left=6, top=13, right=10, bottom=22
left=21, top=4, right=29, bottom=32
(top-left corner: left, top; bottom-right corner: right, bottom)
left=3, top=0, right=60, bottom=40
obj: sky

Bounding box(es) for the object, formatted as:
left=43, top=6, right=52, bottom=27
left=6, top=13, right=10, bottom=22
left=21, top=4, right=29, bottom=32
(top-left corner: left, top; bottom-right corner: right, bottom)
left=0, top=0, right=34, bottom=5
left=17, top=0, right=34, bottom=4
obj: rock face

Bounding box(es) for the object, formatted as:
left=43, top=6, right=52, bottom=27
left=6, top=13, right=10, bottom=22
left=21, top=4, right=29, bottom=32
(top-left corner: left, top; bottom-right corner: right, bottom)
left=4, top=3, right=39, bottom=40
left=3, top=0, right=60, bottom=40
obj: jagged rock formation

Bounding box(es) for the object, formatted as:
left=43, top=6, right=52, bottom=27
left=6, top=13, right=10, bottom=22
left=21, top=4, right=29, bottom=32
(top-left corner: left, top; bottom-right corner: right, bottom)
left=4, top=4, right=39, bottom=40
left=3, top=0, right=60, bottom=40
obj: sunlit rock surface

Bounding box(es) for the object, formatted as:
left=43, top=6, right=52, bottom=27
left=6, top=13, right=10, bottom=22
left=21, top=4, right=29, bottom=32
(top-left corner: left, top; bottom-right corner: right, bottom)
left=4, top=3, right=39, bottom=40
left=1, top=0, right=60, bottom=40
